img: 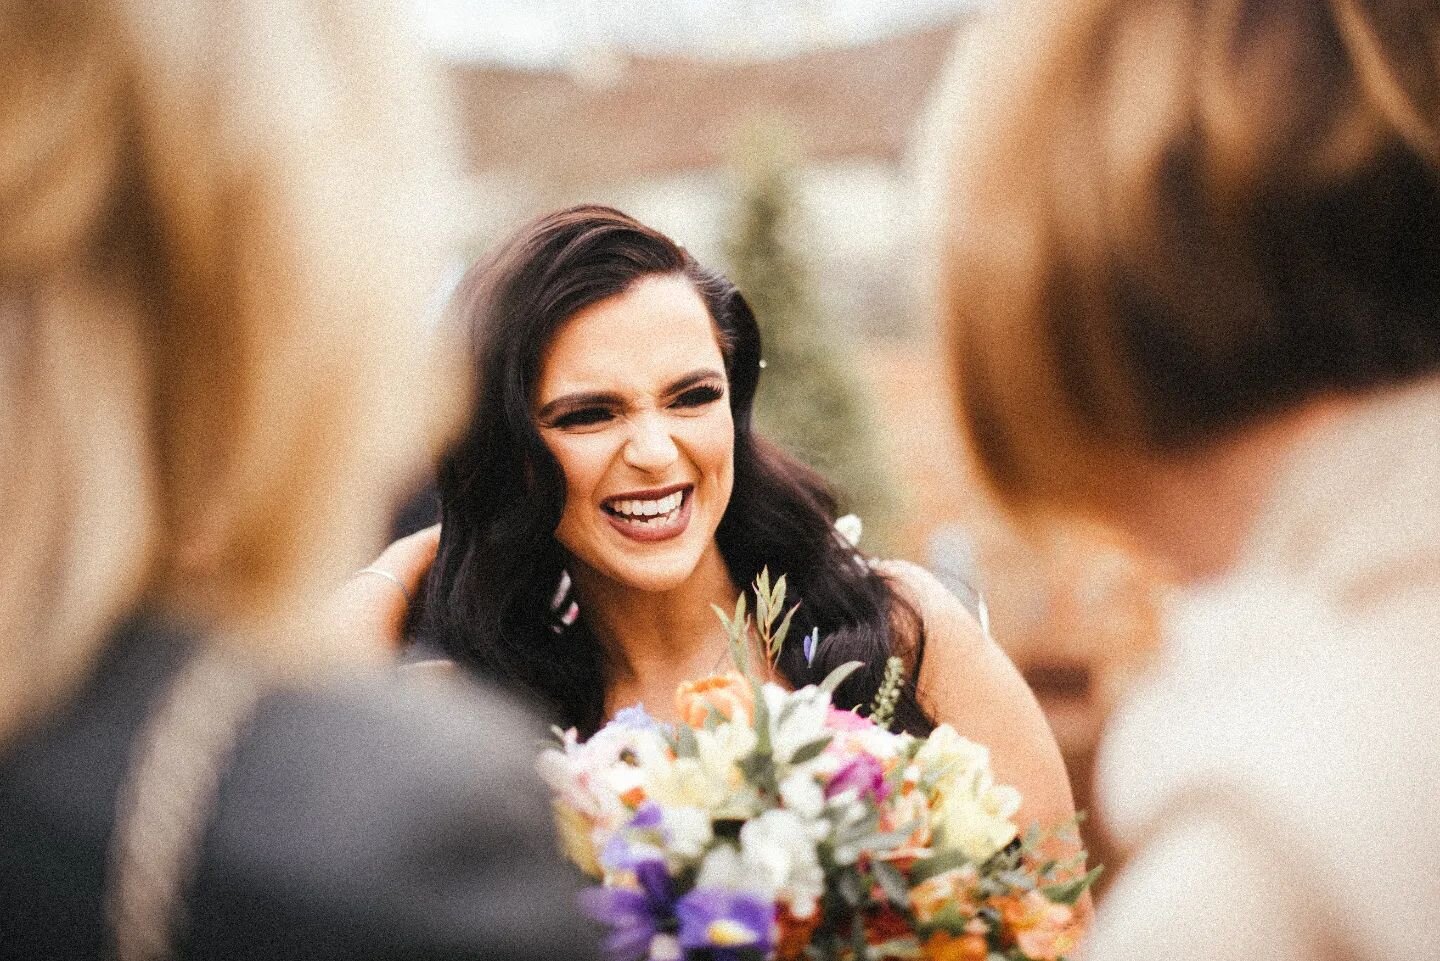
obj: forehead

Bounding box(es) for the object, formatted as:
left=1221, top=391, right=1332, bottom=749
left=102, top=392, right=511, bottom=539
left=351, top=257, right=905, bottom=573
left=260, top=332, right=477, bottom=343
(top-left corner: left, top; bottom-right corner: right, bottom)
left=537, top=274, right=725, bottom=397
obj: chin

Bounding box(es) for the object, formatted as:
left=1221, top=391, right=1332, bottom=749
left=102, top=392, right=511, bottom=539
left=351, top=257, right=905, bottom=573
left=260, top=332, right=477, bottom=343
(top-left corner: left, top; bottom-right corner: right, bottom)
left=603, top=550, right=706, bottom=594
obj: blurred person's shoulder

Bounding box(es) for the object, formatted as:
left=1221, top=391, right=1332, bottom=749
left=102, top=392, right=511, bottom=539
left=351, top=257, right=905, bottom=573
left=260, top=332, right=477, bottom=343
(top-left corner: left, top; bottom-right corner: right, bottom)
left=186, top=643, right=594, bottom=961
left=0, top=613, right=595, bottom=961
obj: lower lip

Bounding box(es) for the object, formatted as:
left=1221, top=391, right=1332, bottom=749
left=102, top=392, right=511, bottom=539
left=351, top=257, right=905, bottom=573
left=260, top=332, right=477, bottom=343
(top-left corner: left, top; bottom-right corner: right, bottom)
left=603, top=490, right=693, bottom=543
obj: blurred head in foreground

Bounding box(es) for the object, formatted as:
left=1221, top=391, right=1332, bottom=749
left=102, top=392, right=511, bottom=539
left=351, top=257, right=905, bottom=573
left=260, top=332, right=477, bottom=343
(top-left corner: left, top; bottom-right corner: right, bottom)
left=0, top=0, right=463, bottom=740
left=942, top=0, right=1440, bottom=578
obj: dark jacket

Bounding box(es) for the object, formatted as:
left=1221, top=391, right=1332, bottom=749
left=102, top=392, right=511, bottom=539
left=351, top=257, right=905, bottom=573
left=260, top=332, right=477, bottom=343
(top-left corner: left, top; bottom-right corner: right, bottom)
left=0, top=615, right=600, bottom=960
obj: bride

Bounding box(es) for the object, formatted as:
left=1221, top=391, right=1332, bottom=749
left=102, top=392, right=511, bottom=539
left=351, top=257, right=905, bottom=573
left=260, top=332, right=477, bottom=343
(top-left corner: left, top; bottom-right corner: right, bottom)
left=420, top=205, right=1080, bottom=843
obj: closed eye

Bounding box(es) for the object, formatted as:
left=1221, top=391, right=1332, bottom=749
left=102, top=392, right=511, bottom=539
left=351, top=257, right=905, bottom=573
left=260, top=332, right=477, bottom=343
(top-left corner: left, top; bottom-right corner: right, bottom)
left=671, top=384, right=724, bottom=409
left=551, top=406, right=615, bottom=429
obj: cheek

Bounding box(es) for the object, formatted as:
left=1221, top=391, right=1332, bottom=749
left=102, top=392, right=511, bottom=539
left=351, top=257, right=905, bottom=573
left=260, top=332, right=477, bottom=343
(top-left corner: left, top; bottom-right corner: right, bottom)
left=694, top=411, right=736, bottom=492
left=544, top=436, right=606, bottom=523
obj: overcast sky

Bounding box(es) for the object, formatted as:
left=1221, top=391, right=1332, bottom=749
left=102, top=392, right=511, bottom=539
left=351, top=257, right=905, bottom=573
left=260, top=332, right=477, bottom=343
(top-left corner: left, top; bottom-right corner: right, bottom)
left=413, top=0, right=981, bottom=65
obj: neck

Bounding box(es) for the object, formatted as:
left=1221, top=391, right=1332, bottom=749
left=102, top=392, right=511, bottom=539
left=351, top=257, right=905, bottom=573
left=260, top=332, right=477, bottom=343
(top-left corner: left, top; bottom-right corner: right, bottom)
left=1108, top=400, right=1344, bottom=585
left=570, top=542, right=743, bottom=685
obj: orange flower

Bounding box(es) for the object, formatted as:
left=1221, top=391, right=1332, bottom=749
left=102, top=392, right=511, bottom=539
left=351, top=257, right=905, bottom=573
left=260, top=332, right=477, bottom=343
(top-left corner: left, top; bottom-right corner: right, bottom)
left=922, top=931, right=989, bottom=961
left=996, top=891, right=1079, bottom=961
left=907, top=867, right=979, bottom=924
left=863, top=906, right=912, bottom=945
left=774, top=904, right=821, bottom=961
left=676, top=672, right=754, bottom=727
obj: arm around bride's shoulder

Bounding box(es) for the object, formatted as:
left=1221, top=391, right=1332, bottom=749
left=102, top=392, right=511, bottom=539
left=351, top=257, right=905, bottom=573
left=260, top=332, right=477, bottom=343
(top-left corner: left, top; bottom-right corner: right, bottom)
left=874, top=560, right=1081, bottom=849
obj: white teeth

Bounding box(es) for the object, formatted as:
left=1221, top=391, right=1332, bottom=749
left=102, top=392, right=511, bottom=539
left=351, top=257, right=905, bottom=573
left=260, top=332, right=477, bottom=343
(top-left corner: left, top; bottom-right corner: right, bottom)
left=608, top=490, right=685, bottom=520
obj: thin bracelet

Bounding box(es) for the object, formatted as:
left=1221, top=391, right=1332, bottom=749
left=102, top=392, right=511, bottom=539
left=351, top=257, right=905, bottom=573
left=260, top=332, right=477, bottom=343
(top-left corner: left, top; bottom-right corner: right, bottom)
left=358, top=567, right=411, bottom=603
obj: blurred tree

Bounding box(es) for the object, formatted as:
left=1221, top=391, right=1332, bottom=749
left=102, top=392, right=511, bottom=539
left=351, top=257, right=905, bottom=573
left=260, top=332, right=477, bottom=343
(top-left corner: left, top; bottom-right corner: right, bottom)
left=724, top=127, right=894, bottom=548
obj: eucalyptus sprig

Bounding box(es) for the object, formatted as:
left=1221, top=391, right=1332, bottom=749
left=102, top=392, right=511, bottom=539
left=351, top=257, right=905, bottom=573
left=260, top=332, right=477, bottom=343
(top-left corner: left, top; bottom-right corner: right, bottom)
left=711, top=567, right=800, bottom=680
left=868, top=655, right=906, bottom=731
left=752, top=567, right=799, bottom=667
left=711, top=592, right=753, bottom=679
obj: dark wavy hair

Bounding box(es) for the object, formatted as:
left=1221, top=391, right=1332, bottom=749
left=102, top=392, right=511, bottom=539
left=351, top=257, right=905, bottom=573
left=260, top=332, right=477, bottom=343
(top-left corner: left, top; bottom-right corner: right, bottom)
left=424, top=205, right=932, bottom=736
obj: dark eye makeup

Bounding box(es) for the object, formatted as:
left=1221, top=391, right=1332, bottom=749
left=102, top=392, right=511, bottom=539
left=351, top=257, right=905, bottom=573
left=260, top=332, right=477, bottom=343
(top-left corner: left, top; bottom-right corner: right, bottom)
left=539, top=378, right=725, bottom=430
left=672, top=383, right=725, bottom=408
left=550, top=406, right=615, bottom=429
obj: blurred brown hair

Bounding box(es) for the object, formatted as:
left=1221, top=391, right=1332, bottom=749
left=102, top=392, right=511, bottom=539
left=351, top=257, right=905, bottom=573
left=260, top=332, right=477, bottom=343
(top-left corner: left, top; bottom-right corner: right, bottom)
left=0, top=0, right=465, bottom=740
left=941, top=0, right=1440, bottom=517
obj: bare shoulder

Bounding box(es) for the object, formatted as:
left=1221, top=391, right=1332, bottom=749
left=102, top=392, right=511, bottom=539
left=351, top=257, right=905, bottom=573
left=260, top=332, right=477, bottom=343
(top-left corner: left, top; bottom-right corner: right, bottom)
left=873, top=559, right=985, bottom=650
left=874, top=559, right=1079, bottom=831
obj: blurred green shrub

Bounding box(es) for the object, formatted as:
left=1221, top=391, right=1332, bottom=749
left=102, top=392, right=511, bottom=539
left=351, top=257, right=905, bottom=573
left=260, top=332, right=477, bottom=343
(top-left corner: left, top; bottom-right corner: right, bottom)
left=723, top=128, right=893, bottom=547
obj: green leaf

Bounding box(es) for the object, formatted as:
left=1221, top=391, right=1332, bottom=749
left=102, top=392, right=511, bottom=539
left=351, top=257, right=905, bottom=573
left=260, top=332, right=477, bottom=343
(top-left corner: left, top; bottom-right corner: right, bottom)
left=832, top=825, right=917, bottom=864
left=788, top=735, right=833, bottom=766
left=752, top=686, right=772, bottom=755
left=871, top=859, right=910, bottom=908
left=771, top=573, right=788, bottom=611
left=837, top=869, right=865, bottom=906
left=910, top=850, right=971, bottom=883
left=1041, top=865, right=1104, bottom=905
left=739, top=751, right=776, bottom=788
left=819, top=660, right=865, bottom=697
left=675, top=724, right=699, bottom=759
left=770, top=604, right=798, bottom=659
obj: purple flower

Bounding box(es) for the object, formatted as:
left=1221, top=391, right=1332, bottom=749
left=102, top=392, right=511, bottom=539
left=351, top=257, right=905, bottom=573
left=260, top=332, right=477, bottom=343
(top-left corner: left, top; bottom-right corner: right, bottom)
left=579, top=859, right=677, bottom=961
left=675, top=888, right=775, bottom=960
left=600, top=804, right=671, bottom=872
left=825, top=753, right=889, bottom=803
left=611, top=704, right=664, bottom=733
left=628, top=802, right=664, bottom=829
left=802, top=628, right=819, bottom=667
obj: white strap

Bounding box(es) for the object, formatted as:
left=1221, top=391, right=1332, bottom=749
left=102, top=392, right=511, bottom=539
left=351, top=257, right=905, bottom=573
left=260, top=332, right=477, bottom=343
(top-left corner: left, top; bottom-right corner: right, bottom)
left=106, top=648, right=268, bottom=961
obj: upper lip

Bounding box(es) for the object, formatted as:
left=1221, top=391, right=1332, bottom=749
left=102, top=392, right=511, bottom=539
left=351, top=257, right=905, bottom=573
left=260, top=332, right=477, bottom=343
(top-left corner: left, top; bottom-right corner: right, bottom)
left=602, top=482, right=692, bottom=505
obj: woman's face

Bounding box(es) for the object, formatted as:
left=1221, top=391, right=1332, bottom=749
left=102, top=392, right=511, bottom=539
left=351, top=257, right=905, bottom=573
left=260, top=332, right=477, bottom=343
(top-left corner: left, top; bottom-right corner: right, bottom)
left=534, top=273, right=735, bottom=594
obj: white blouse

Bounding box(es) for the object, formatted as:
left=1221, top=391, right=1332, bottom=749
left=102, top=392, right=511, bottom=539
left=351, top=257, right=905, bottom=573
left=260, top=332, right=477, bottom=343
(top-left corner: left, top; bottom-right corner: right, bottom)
left=1087, top=378, right=1440, bottom=961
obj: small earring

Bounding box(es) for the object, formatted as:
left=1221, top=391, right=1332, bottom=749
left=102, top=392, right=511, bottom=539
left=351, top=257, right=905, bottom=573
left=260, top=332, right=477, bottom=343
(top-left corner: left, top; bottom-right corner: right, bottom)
left=548, top=569, right=580, bottom=634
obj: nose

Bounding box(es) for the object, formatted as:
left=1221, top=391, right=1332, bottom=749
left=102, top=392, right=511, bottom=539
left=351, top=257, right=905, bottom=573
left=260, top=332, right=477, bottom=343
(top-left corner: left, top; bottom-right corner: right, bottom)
left=622, top=411, right=679, bottom=473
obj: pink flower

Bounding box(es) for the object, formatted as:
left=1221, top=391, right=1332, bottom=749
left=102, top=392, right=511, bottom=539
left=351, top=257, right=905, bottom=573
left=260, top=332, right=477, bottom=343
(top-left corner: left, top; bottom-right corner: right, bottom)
left=826, top=754, right=890, bottom=803
left=825, top=708, right=875, bottom=732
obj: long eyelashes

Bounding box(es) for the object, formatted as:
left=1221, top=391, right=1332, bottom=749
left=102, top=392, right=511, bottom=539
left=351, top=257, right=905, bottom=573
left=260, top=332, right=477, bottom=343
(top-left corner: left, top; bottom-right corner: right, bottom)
left=546, top=384, right=725, bottom=431
left=673, top=384, right=724, bottom=408
left=551, top=407, right=614, bottom=429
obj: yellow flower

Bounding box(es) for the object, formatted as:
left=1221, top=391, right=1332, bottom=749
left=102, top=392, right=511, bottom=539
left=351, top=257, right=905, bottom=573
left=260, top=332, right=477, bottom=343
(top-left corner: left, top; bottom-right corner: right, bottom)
left=552, top=800, right=602, bottom=876
left=932, top=791, right=1019, bottom=864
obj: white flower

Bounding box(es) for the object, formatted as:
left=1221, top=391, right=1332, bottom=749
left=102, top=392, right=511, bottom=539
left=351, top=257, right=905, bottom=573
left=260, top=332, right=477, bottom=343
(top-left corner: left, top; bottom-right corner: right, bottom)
left=914, top=724, right=992, bottom=796
left=739, top=810, right=826, bottom=918
left=694, top=845, right=777, bottom=901
left=649, top=934, right=682, bottom=961
left=644, top=722, right=758, bottom=816
left=834, top=514, right=864, bottom=547
left=762, top=683, right=831, bottom=765
left=661, top=805, right=714, bottom=860
left=778, top=768, right=826, bottom=819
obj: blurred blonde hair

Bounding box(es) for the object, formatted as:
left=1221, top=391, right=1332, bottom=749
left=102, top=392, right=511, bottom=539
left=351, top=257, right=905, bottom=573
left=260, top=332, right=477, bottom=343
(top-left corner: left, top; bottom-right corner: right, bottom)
left=0, top=0, right=465, bottom=740
left=941, top=0, right=1440, bottom=519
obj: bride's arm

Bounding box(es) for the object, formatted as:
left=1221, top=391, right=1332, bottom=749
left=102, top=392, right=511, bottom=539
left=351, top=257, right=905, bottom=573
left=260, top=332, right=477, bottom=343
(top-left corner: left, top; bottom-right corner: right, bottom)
left=321, top=524, right=440, bottom=653
left=878, top=560, right=1094, bottom=921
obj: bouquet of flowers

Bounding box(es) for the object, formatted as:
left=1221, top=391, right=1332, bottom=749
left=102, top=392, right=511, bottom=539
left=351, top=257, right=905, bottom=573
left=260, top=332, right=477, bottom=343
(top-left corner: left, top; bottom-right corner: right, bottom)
left=538, top=573, right=1098, bottom=961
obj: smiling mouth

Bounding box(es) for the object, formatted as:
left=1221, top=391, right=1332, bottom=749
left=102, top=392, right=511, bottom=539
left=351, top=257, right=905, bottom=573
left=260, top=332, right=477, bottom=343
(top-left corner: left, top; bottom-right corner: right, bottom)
left=601, top=485, right=692, bottom=541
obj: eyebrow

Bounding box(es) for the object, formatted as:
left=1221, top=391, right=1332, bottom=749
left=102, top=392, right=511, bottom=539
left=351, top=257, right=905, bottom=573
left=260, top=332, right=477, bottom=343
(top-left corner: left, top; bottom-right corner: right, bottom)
left=536, top=367, right=725, bottom=422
